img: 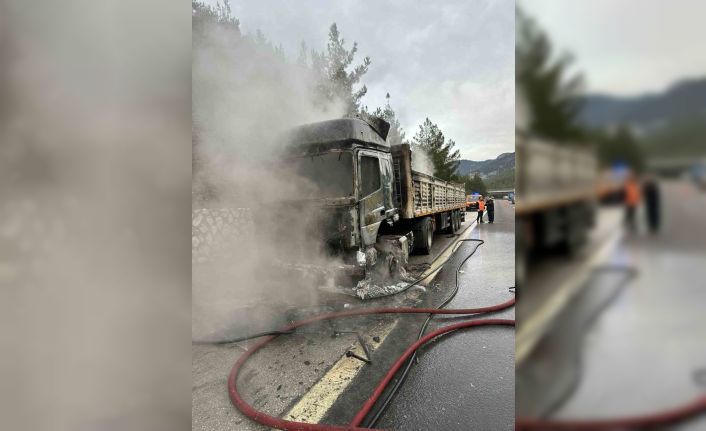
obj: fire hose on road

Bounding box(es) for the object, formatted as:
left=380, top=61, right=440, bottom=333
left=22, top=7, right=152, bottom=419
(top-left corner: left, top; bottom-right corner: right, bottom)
left=227, top=237, right=517, bottom=430
left=220, top=236, right=706, bottom=430
left=515, top=396, right=706, bottom=431
left=226, top=298, right=706, bottom=431
left=227, top=307, right=515, bottom=431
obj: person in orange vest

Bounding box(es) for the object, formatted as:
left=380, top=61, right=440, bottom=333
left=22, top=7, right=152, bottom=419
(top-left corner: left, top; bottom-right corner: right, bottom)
left=477, top=196, right=485, bottom=223
left=624, top=172, right=641, bottom=232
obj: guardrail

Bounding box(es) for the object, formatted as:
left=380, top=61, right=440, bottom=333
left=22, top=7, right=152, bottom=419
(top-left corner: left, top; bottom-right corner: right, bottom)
left=192, top=208, right=253, bottom=263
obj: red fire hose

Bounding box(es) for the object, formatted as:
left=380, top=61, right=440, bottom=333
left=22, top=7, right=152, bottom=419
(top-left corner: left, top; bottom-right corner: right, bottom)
left=348, top=318, right=515, bottom=427
left=515, top=395, right=706, bottom=430
left=227, top=300, right=516, bottom=431
left=226, top=296, right=706, bottom=430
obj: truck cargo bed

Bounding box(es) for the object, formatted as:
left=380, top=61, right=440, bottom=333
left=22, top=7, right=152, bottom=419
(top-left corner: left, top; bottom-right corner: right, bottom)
left=391, top=144, right=465, bottom=219
left=516, top=135, right=598, bottom=215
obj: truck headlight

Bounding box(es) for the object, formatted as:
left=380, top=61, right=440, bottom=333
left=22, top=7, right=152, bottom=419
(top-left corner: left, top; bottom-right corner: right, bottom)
left=356, top=250, right=366, bottom=267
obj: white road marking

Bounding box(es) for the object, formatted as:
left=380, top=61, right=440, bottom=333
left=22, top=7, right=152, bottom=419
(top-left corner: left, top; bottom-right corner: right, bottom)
left=281, top=220, right=480, bottom=425
left=516, top=231, right=623, bottom=365
left=282, top=319, right=397, bottom=425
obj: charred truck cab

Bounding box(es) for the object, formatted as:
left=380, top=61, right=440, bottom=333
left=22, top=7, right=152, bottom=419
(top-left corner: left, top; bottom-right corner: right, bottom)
left=286, top=117, right=466, bottom=295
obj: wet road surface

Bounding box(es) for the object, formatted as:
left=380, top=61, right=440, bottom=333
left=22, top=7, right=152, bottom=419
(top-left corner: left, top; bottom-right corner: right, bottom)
left=517, top=180, right=706, bottom=430
left=377, top=200, right=516, bottom=430
left=193, top=208, right=486, bottom=430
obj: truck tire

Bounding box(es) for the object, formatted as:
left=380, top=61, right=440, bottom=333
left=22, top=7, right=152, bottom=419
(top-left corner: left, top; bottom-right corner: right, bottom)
left=563, top=204, right=588, bottom=255
left=422, top=218, right=433, bottom=254
left=516, top=247, right=526, bottom=297
left=445, top=211, right=456, bottom=234
left=413, top=217, right=433, bottom=255
left=454, top=210, right=461, bottom=231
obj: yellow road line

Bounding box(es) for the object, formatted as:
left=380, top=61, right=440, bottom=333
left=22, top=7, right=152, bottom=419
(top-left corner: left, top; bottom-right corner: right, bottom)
left=516, top=231, right=623, bottom=365
left=282, top=220, right=479, bottom=425
left=282, top=319, right=397, bottom=425
left=417, top=220, right=480, bottom=285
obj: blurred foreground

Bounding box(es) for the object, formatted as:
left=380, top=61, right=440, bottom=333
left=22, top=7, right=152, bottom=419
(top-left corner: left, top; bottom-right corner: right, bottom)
left=518, top=178, right=706, bottom=429
left=516, top=1, right=706, bottom=427
left=0, top=1, right=191, bottom=430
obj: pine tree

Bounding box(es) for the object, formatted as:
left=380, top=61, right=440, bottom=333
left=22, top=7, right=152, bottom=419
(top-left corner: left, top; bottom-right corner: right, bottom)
left=516, top=8, right=584, bottom=141
left=297, top=41, right=308, bottom=66
left=192, top=0, right=240, bottom=35
left=372, top=93, right=406, bottom=146
left=595, top=126, right=644, bottom=172
left=464, top=173, right=488, bottom=195
left=192, top=0, right=242, bottom=204
left=412, top=118, right=461, bottom=181
left=311, top=23, right=371, bottom=115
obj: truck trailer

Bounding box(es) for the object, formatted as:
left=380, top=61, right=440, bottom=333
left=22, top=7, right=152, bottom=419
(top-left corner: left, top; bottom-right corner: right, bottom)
left=515, top=130, right=598, bottom=283
left=285, top=116, right=465, bottom=291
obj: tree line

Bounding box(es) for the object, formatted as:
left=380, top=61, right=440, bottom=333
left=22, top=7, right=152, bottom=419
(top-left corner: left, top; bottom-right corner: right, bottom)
left=516, top=8, right=644, bottom=172
left=193, top=0, right=486, bottom=192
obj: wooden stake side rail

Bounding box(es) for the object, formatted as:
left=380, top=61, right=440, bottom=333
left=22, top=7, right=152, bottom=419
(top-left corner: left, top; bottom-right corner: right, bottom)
left=412, top=172, right=465, bottom=218
left=391, top=143, right=465, bottom=219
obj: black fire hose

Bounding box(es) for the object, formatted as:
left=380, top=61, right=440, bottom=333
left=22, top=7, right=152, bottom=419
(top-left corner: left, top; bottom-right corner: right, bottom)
left=362, top=238, right=502, bottom=427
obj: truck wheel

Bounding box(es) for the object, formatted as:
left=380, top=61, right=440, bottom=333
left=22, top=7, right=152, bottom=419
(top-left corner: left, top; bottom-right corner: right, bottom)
left=446, top=212, right=456, bottom=234
left=423, top=219, right=433, bottom=254
left=516, top=250, right=526, bottom=297
left=563, top=205, right=588, bottom=255
left=454, top=211, right=461, bottom=231
left=413, top=217, right=433, bottom=255
left=516, top=220, right=529, bottom=293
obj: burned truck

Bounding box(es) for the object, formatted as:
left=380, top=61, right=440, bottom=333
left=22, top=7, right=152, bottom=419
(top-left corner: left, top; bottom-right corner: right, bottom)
left=284, top=117, right=465, bottom=297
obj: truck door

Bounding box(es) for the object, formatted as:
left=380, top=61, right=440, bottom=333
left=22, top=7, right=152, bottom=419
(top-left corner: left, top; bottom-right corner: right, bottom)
left=358, top=151, right=384, bottom=247
left=380, top=154, right=395, bottom=214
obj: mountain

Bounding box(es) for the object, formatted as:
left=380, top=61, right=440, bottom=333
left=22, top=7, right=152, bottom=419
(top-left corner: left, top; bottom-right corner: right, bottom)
left=579, top=78, right=706, bottom=131
left=579, top=78, right=706, bottom=157
left=457, top=152, right=515, bottom=178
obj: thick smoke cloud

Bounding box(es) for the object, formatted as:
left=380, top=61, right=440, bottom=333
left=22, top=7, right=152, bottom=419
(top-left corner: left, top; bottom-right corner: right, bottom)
left=1, top=1, right=191, bottom=430
left=192, top=16, right=348, bottom=339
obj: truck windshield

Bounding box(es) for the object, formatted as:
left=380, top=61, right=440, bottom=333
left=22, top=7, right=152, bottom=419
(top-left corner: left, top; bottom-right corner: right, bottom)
left=292, top=151, right=354, bottom=198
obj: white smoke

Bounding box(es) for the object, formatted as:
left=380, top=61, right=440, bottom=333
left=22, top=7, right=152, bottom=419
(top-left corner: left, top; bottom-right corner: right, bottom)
left=411, top=145, right=435, bottom=176
left=192, top=16, right=349, bottom=339
left=1, top=1, right=191, bottom=430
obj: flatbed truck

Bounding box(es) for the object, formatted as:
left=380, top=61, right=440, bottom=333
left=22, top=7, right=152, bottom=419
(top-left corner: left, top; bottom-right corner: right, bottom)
left=286, top=116, right=466, bottom=282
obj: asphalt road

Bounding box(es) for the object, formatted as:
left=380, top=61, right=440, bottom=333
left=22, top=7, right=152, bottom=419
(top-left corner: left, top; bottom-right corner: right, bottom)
left=192, top=205, right=509, bottom=431
left=376, top=200, right=516, bottom=430
left=517, top=205, right=624, bottom=328
left=517, top=179, right=706, bottom=430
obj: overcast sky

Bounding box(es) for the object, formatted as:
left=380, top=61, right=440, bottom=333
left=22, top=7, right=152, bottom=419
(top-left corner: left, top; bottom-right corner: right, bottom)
left=205, top=0, right=515, bottom=160
left=520, top=0, right=706, bottom=96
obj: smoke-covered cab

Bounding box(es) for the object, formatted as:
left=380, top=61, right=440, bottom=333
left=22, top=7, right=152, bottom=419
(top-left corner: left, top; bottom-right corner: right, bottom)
left=285, top=117, right=397, bottom=255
